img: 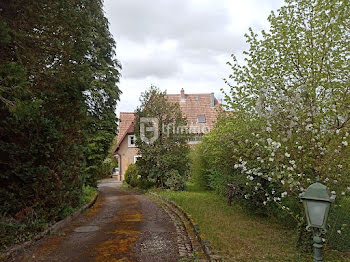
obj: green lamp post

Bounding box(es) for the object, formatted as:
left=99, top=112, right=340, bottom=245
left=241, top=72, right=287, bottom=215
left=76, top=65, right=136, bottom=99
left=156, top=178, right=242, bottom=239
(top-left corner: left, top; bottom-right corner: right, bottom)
left=300, top=177, right=336, bottom=262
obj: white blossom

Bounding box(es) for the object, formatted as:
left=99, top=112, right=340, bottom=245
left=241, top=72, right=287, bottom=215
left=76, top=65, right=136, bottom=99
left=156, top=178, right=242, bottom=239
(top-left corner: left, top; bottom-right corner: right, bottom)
left=306, top=124, right=313, bottom=130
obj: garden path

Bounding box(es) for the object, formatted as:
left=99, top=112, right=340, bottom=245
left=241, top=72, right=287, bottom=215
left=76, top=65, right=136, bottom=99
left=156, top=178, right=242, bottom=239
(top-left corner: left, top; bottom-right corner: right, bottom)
left=13, top=178, right=179, bottom=262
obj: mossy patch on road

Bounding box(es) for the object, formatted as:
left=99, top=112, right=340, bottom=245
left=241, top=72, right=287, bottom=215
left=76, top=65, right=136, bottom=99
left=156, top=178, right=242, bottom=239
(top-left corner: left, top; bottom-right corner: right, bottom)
left=95, top=195, right=143, bottom=262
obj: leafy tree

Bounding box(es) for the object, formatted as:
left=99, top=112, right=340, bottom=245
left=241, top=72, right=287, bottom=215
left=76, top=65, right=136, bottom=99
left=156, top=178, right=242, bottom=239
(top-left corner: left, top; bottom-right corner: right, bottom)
left=219, top=0, right=350, bottom=248
left=0, top=0, right=120, bottom=241
left=134, top=86, right=190, bottom=188
left=82, top=0, right=121, bottom=186
left=224, top=0, right=350, bottom=199
left=190, top=0, right=349, bottom=250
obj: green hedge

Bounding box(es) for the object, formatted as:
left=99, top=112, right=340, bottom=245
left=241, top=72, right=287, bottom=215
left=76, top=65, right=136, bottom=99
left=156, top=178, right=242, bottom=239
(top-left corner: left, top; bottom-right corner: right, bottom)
left=190, top=118, right=350, bottom=252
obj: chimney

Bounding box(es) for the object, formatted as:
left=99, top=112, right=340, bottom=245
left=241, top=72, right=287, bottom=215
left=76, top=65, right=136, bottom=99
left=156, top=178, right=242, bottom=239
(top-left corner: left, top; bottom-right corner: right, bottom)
left=180, top=88, right=185, bottom=102
left=210, top=92, right=215, bottom=107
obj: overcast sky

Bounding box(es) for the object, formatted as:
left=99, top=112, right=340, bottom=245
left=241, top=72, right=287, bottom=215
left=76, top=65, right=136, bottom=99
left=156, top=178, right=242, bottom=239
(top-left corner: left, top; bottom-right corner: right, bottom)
left=103, top=0, right=285, bottom=114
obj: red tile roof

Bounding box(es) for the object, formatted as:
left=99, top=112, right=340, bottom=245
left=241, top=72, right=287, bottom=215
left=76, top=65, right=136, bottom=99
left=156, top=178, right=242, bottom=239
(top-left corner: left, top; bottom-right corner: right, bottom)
left=114, top=112, right=135, bottom=151
left=114, top=89, right=220, bottom=152
left=165, top=90, right=220, bottom=129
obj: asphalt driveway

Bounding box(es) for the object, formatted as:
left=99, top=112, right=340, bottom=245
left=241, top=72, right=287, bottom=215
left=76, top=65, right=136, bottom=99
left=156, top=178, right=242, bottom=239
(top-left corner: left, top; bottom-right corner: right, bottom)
left=13, top=178, right=179, bottom=262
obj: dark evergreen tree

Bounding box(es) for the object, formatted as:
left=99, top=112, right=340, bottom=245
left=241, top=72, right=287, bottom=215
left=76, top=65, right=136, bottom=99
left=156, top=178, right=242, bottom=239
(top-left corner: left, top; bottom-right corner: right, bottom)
left=0, top=0, right=120, bottom=247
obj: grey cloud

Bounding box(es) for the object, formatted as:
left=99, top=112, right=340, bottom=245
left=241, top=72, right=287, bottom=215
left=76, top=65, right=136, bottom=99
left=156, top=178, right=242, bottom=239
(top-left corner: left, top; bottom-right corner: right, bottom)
left=105, top=0, right=233, bottom=54
left=180, top=30, right=247, bottom=55
left=123, top=55, right=181, bottom=79
left=104, top=0, right=284, bottom=81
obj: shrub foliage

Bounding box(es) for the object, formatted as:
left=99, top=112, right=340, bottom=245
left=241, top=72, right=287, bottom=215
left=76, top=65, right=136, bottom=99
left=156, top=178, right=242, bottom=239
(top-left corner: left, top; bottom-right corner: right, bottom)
left=134, top=86, right=190, bottom=189
left=0, top=0, right=120, bottom=247
left=124, top=164, right=140, bottom=188
left=194, top=0, right=350, bottom=250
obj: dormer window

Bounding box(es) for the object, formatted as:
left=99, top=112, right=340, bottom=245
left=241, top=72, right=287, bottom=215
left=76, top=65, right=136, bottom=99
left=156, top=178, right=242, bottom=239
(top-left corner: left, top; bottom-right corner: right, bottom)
left=197, top=114, right=206, bottom=123
left=128, top=135, right=136, bottom=147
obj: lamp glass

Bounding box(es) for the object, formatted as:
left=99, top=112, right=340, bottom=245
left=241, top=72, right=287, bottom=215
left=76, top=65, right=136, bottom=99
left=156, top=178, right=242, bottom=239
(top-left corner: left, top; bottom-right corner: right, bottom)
left=306, top=200, right=329, bottom=227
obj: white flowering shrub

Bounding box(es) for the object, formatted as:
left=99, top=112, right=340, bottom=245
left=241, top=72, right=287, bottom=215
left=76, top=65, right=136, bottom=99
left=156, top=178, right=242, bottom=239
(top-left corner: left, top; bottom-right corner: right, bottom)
left=225, top=0, right=350, bottom=211
left=196, top=0, right=350, bottom=250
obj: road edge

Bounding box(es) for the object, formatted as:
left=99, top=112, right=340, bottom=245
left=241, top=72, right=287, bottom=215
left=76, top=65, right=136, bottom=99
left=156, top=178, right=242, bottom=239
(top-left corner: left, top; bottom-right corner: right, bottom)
left=149, top=192, right=221, bottom=262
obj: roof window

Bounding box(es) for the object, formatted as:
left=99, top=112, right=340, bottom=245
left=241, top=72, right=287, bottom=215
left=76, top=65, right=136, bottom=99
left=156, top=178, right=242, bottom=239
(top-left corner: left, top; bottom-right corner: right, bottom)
left=197, top=114, right=206, bottom=123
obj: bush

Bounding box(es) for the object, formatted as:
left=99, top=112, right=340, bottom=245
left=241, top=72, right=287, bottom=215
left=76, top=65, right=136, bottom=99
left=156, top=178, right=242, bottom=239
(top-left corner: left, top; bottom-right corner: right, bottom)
left=189, top=0, right=350, bottom=253
left=189, top=146, right=209, bottom=190
left=58, top=205, right=74, bottom=220
left=191, top=115, right=304, bottom=223
left=0, top=213, right=48, bottom=252
left=124, top=164, right=140, bottom=188
left=164, top=169, right=186, bottom=191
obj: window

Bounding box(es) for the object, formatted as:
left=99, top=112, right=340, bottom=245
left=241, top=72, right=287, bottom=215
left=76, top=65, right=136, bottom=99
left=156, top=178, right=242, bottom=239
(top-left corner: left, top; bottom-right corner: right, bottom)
left=197, top=114, right=206, bottom=123
left=134, top=155, right=142, bottom=163
left=128, top=135, right=136, bottom=147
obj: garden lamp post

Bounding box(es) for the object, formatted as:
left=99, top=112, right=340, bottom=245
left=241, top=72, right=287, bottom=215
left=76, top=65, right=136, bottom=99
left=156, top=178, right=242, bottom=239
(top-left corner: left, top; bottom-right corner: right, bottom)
left=300, top=177, right=336, bottom=262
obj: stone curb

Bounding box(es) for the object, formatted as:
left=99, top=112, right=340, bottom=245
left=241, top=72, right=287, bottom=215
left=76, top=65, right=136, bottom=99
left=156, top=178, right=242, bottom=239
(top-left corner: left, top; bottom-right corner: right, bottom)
left=150, top=192, right=222, bottom=262
left=3, top=192, right=99, bottom=261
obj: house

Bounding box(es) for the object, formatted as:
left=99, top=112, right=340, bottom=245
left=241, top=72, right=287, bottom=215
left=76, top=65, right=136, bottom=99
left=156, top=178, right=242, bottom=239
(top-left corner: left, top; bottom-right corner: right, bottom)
left=113, top=88, right=220, bottom=181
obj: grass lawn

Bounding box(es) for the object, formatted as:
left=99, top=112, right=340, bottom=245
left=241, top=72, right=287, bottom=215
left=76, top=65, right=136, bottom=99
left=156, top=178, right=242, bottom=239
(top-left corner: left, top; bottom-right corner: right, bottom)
left=155, top=184, right=349, bottom=262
